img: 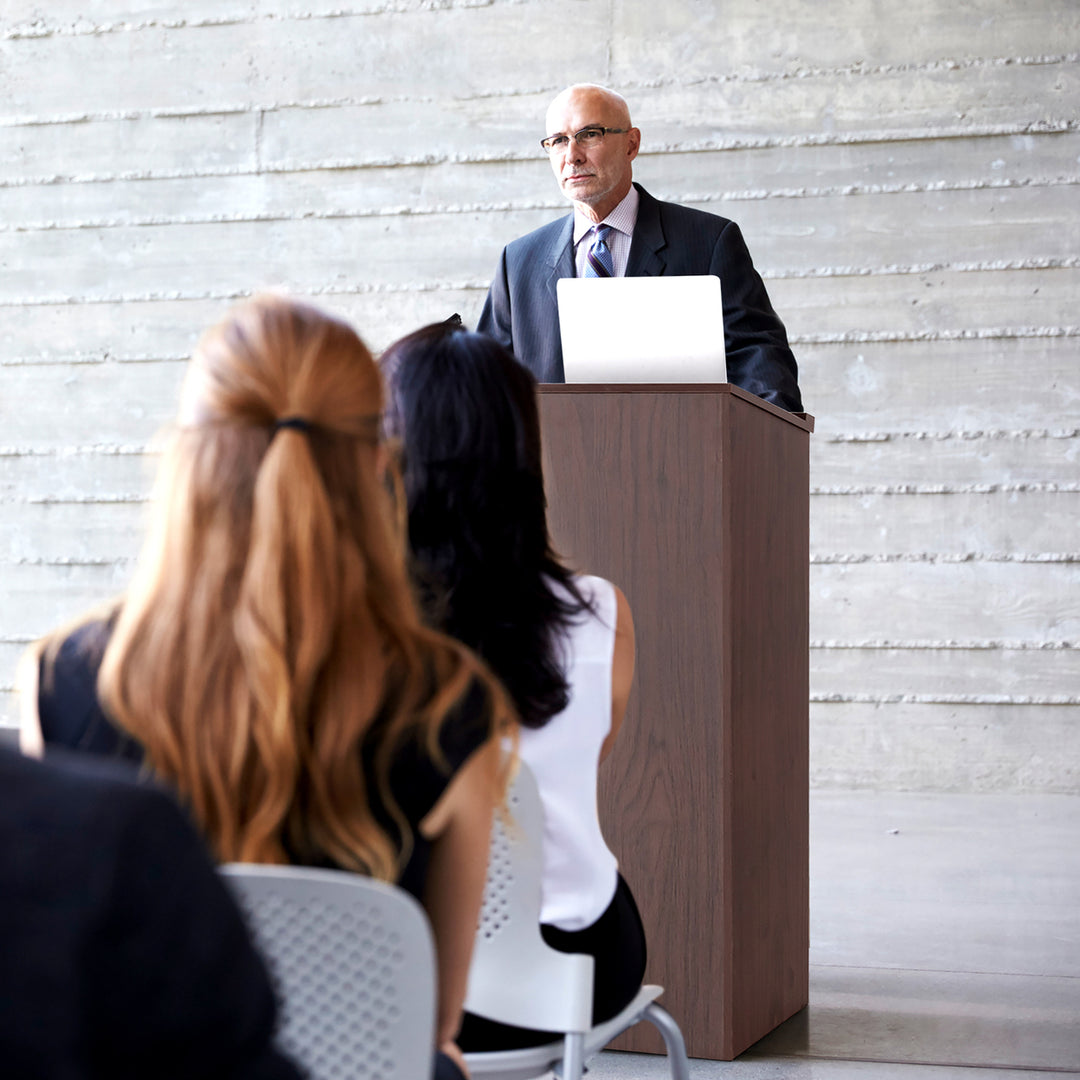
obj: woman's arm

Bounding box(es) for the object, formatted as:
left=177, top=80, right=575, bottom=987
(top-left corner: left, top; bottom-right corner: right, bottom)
left=417, top=736, right=501, bottom=1073
left=17, top=644, right=45, bottom=758
left=600, top=584, right=635, bottom=762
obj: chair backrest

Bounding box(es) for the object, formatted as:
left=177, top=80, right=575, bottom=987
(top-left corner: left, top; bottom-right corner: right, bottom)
left=221, top=864, right=436, bottom=1080
left=464, top=761, right=594, bottom=1034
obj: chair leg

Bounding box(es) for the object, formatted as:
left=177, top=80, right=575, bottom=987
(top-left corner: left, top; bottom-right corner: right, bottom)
left=558, top=1031, right=586, bottom=1080
left=643, top=1003, right=690, bottom=1080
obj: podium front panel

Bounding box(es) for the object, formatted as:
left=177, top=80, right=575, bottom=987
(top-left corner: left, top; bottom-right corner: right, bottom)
left=538, top=385, right=810, bottom=1059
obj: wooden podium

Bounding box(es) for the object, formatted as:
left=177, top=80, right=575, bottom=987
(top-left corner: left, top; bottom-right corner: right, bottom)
left=538, top=384, right=813, bottom=1061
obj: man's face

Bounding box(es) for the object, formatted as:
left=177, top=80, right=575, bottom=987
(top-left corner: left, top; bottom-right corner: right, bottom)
left=545, top=87, right=640, bottom=220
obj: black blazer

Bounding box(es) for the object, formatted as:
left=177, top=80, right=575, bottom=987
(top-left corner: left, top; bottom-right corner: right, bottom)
left=477, top=183, right=803, bottom=412
left=0, top=748, right=302, bottom=1080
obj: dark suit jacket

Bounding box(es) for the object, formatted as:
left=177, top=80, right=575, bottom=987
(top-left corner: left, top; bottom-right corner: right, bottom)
left=477, top=183, right=803, bottom=412
left=0, top=748, right=303, bottom=1080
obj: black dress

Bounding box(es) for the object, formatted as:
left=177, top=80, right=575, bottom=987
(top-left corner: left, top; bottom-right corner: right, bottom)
left=36, top=617, right=494, bottom=902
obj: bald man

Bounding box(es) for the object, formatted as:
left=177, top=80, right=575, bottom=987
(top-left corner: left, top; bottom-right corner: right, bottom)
left=477, top=84, right=803, bottom=412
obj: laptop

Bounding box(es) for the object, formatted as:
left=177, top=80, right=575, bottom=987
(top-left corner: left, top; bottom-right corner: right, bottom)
left=557, top=275, right=727, bottom=384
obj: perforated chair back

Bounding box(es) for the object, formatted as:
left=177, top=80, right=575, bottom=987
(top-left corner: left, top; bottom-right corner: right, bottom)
left=221, top=864, right=436, bottom=1080
left=463, top=762, right=691, bottom=1080
left=465, top=761, right=593, bottom=1034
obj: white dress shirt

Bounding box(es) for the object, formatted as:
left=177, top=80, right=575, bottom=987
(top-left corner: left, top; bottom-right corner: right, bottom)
left=572, top=186, right=640, bottom=278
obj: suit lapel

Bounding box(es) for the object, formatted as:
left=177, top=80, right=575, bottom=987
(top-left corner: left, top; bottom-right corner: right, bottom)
left=543, top=213, right=575, bottom=285
left=538, top=215, right=574, bottom=383
left=626, top=184, right=667, bottom=277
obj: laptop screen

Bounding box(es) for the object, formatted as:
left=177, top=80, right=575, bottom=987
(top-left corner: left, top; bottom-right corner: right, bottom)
left=556, top=275, right=727, bottom=384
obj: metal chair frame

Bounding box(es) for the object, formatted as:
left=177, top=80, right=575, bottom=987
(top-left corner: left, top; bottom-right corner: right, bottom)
left=463, top=763, right=690, bottom=1080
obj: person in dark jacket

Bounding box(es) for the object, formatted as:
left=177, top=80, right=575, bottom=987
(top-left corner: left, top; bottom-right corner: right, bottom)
left=0, top=745, right=303, bottom=1080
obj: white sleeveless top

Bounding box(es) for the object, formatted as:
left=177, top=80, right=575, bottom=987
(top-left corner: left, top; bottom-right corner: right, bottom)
left=517, top=574, right=620, bottom=931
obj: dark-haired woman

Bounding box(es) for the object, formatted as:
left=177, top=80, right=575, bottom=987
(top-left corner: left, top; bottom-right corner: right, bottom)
left=381, top=321, right=646, bottom=1050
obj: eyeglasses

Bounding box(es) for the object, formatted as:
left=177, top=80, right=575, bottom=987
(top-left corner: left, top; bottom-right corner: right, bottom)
left=540, top=125, right=630, bottom=154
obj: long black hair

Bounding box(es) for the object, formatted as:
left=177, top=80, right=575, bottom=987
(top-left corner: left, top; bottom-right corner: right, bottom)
left=381, top=320, right=590, bottom=728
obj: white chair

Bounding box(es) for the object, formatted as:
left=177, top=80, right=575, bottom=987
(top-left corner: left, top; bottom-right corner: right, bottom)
left=221, top=863, right=437, bottom=1080
left=464, top=763, right=690, bottom=1080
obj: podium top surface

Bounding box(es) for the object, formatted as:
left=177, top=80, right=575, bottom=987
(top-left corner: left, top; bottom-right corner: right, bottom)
left=538, top=382, right=814, bottom=433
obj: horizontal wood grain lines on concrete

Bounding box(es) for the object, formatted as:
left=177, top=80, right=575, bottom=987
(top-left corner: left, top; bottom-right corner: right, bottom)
left=635, top=131, right=1080, bottom=203
left=811, top=432, right=1080, bottom=493
left=0, top=3, right=611, bottom=119
left=635, top=60, right=1079, bottom=145
left=0, top=448, right=155, bottom=502
left=4, top=95, right=1077, bottom=188
left=771, top=264, right=1080, bottom=340
left=3, top=0, right=499, bottom=37
left=1, top=278, right=1071, bottom=372
left=810, top=562, right=1080, bottom=643
left=814, top=690, right=1079, bottom=704
left=6, top=468, right=1076, bottom=562
left=2, top=187, right=1076, bottom=304
left=10, top=0, right=1078, bottom=54
left=0, top=362, right=187, bottom=449
left=4, top=494, right=1075, bottom=570
left=800, top=336, right=1080, bottom=434
left=4, top=137, right=1079, bottom=226
left=811, top=644, right=1080, bottom=700
left=0, top=562, right=130, bottom=639
left=185, top=68, right=1080, bottom=171
left=0, top=502, right=144, bottom=564
left=1, top=273, right=1074, bottom=360
left=0, top=293, right=482, bottom=360
left=9, top=0, right=1074, bottom=68
left=4, top=54, right=1075, bottom=163
left=810, top=489, right=1080, bottom=559
left=809, top=700, right=1079, bottom=792
left=713, top=184, right=1080, bottom=277
left=1, top=511, right=1075, bottom=642
left=0, top=214, right=522, bottom=304
left=5, top=436, right=1075, bottom=502
left=0, top=640, right=28, bottom=677
left=611, top=0, right=1080, bottom=79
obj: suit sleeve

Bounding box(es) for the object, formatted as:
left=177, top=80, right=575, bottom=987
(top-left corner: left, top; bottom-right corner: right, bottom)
left=476, top=247, right=514, bottom=350
left=85, top=784, right=304, bottom=1080
left=712, top=221, right=803, bottom=413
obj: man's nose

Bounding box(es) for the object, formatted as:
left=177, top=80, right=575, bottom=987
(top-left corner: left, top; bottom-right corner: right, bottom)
left=565, top=136, right=587, bottom=164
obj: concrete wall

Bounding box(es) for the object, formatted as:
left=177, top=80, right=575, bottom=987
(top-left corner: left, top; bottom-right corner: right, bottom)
left=2, top=1, right=1077, bottom=790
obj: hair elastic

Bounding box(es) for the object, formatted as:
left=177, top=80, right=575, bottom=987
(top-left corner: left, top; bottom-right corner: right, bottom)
left=273, top=415, right=313, bottom=434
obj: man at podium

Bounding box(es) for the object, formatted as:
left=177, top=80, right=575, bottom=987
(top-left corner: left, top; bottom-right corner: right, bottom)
left=477, top=83, right=803, bottom=413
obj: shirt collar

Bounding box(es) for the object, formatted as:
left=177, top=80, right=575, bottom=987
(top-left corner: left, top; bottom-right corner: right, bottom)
left=573, top=185, right=640, bottom=245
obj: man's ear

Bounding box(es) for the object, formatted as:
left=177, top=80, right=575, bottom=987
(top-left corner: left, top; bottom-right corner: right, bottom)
left=627, top=127, right=641, bottom=162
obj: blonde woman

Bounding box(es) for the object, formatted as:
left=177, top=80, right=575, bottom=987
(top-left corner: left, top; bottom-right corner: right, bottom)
left=22, top=297, right=510, bottom=1080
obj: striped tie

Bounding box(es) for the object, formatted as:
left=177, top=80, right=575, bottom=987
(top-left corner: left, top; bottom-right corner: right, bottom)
left=584, top=224, right=614, bottom=278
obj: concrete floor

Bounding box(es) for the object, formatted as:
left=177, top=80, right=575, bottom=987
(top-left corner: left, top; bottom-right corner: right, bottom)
left=588, top=791, right=1080, bottom=1079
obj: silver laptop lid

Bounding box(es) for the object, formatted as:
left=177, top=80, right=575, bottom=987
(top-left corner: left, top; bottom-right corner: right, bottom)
left=556, top=275, right=726, bottom=384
